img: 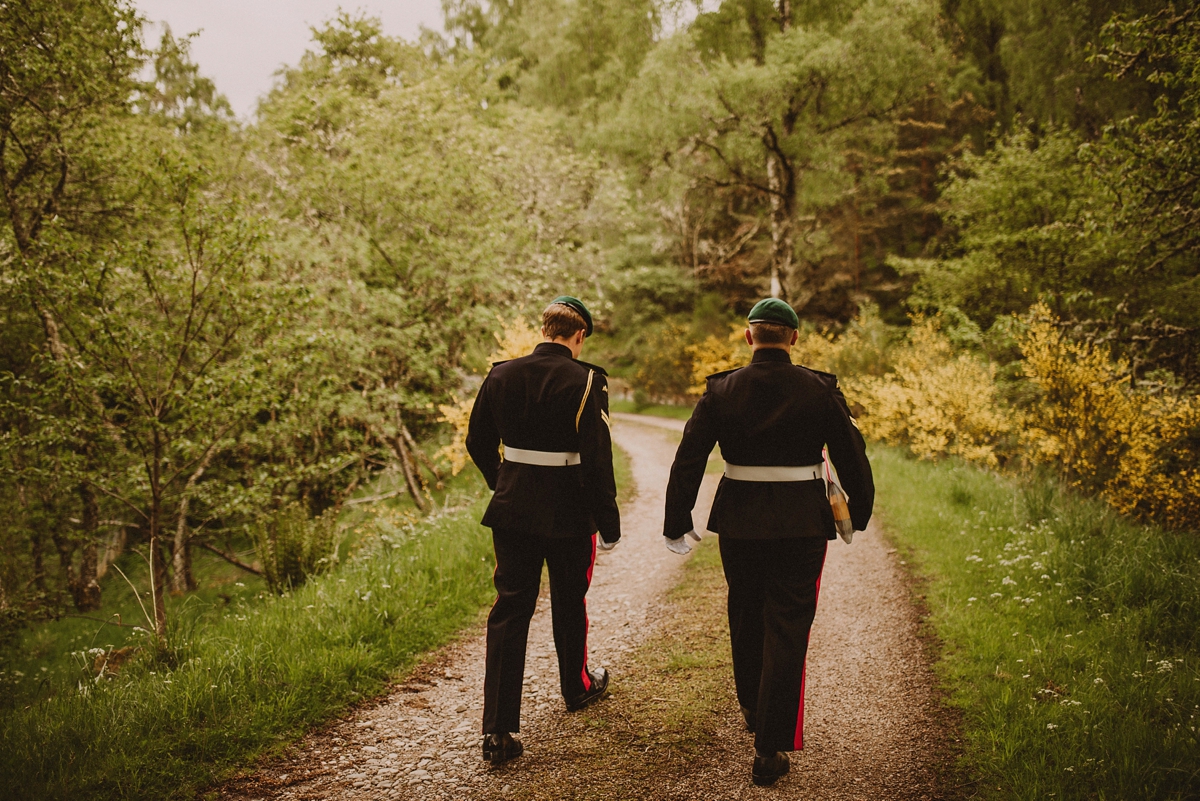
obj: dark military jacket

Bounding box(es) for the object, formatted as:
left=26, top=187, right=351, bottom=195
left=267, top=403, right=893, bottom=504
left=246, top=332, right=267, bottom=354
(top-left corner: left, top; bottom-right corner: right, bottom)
left=466, top=342, right=621, bottom=543
left=663, top=347, right=874, bottom=540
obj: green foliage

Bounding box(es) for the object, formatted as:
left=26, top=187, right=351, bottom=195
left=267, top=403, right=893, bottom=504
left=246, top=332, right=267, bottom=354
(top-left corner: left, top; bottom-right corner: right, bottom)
left=135, top=27, right=234, bottom=133
left=943, top=0, right=1168, bottom=133
left=608, top=399, right=695, bottom=420
left=248, top=506, right=340, bottom=593
left=901, top=129, right=1125, bottom=329
left=0, top=499, right=496, bottom=801
left=446, top=0, right=658, bottom=118
left=607, top=0, right=946, bottom=310
left=0, top=0, right=143, bottom=255
left=875, top=445, right=1200, bottom=799
left=1094, top=5, right=1200, bottom=315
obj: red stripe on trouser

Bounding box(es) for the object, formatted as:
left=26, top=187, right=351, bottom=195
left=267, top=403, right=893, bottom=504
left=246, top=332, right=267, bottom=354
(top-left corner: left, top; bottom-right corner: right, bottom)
left=793, top=551, right=828, bottom=750
left=580, top=534, right=598, bottom=691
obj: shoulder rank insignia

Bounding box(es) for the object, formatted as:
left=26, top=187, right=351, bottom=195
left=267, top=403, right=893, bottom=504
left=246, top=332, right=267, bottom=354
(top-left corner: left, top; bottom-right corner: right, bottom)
left=706, top=367, right=743, bottom=382
left=575, top=359, right=609, bottom=376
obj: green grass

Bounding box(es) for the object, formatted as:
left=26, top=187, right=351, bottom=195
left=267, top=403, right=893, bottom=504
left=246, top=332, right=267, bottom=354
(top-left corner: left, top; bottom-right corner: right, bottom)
left=613, top=438, right=635, bottom=506
left=873, top=446, right=1200, bottom=800
left=0, top=469, right=482, bottom=709
left=609, top=399, right=694, bottom=420
left=2, top=447, right=638, bottom=800
left=1, top=491, right=496, bottom=800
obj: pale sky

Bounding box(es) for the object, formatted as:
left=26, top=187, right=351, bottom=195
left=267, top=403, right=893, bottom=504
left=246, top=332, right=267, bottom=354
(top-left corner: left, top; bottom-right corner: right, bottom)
left=135, top=1, right=446, bottom=119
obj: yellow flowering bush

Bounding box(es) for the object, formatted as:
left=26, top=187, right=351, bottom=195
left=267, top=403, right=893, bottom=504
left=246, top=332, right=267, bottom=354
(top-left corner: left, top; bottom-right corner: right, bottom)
left=1019, top=306, right=1200, bottom=530
left=851, top=318, right=1014, bottom=466
left=686, top=307, right=894, bottom=395
left=633, top=322, right=694, bottom=401
left=436, top=316, right=545, bottom=475
left=687, top=324, right=748, bottom=393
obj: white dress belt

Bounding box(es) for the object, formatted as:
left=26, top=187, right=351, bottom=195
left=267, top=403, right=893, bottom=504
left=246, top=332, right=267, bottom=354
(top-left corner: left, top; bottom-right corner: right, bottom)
left=723, top=463, right=823, bottom=482
left=503, top=446, right=582, bottom=467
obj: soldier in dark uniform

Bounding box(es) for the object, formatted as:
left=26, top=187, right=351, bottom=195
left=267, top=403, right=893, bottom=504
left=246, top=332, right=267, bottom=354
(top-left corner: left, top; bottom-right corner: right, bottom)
left=662, top=298, right=874, bottom=786
left=466, top=296, right=621, bottom=765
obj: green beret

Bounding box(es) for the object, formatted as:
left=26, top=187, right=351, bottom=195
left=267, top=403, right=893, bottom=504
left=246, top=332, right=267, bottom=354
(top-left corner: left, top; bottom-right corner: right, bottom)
left=748, top=297, right=799, bottom=329
left=551, top=295, right=593, bottom=337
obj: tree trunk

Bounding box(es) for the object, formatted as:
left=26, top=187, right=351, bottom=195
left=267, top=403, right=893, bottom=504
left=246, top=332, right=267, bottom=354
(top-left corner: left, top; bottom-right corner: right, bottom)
left=171, top=458, right=212, bottom=594
left=96, top=526, right=127, bottom=580
left=75, top=485, right=102, bottom=611
left=149, top=505, right=169, bottom=641
left=401, top=422, right=444, bottom=488
left=170, top=521, right=194, bottom=595
left=149, top=434, right=168, bottom=641
left=766, top=152, right=795, bottom=299
left=30, top=528, right=47, bottom=593
left=391, top=432, right=429, bottom=512
left=386, top=411, right=428, bottom=512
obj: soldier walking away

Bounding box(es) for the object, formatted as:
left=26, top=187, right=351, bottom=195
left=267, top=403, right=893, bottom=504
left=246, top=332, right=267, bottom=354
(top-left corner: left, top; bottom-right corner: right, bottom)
left=661, top=298, right=874, bottom=787
left=466, top=296, right=621, bottom=766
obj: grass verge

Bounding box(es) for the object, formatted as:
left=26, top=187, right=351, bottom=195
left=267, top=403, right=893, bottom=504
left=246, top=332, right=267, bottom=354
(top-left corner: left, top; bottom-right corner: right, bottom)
left=609, top=399, right=694, bottom=420
left=2, top=445, right=637, bottom=801
left=873, top=446, right=1200, bottom=800
left=0, top=495, right=497, bottom=801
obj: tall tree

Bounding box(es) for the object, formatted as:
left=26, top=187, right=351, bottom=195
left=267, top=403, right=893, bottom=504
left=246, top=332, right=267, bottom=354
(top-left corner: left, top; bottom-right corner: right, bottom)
left=0, top=0, right=143, bottom=613
left=609, top=0, right=944, bottom=305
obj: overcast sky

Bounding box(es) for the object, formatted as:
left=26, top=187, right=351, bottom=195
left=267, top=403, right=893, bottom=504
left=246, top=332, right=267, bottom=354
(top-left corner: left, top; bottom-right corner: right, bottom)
left=135, top=1, right=445, bottom=119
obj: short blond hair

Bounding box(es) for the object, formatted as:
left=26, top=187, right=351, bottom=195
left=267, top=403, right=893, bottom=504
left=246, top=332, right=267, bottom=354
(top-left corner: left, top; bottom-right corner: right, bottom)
left=542, top=302, right=587, bottom=340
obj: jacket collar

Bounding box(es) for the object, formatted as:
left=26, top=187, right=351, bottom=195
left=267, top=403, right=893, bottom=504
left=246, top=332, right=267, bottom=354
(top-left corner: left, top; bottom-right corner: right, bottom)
left=534, top=341, right=574, bottom=359
left=751, top=347, right=792, bottom=365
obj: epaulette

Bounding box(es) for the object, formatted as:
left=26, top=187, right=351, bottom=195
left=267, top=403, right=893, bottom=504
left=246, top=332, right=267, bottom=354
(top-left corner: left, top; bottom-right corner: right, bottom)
left=490, top=359, right=512, bottom=368
left=706, top=367, right=743, bottom=382
left=575, top=359, right=609, bottom=377
left=803, top=366, right=840, bottom=389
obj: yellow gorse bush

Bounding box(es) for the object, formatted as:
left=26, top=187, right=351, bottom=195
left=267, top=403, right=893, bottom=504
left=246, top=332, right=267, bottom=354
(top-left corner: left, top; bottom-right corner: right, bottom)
left=687, top=324, right=748, bottom=393
left=1019, top=305, right=1200, bottom=530
left=687, top=315, right=1010, bottom=465
left=851, top=318, right=1013, bottom=466
left=437, top=316, right=545, bottom=475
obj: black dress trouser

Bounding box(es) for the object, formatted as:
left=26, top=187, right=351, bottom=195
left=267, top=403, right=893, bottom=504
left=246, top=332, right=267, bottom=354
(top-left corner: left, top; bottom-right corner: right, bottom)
left=483, top=528, right=597, bottom=734
left=719, top=535, right=829, bottom=753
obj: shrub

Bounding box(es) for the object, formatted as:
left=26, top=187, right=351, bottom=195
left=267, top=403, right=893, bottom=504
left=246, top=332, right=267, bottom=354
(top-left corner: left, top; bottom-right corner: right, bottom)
left=1019, top=306, right=1200, bottom=531
left=633, top=322, right=695, bottom=402
left=850, top=318, right=1014, bottom=466
left=248, top=505, right=340, bottom=593
left=437, top=316, right=545, bottom=475
left=686, top=323, right=747, bottom=394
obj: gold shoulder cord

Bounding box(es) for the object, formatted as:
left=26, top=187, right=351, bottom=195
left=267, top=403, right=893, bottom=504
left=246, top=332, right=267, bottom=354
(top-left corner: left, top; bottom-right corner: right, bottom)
left=575, top=369, right=595, bottom=432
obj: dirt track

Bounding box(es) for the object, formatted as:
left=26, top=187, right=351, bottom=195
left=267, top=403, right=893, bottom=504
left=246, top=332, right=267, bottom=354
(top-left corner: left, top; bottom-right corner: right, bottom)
left=219, top=414, right=957, bottom=800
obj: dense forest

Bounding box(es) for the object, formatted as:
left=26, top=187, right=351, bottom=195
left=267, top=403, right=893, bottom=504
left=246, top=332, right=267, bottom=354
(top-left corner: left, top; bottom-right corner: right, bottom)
left=1, top=0, right=1197, bottom=644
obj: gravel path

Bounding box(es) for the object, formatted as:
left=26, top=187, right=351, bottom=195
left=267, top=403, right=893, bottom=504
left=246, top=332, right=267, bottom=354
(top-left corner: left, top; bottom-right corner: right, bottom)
left=219, top=414, right=957, bottom=800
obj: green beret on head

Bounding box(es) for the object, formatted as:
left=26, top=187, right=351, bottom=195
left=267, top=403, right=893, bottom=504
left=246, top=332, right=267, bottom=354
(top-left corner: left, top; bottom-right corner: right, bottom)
left=748, top=297, right=799, bottom=329
left=551, top=295, right=594, bottom=337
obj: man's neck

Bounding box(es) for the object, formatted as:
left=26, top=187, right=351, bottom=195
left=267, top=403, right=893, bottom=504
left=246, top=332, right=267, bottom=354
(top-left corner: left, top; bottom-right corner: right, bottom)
left=544, top=337, right=583, bottom=359
left=750, top=344, right=792, bottom=355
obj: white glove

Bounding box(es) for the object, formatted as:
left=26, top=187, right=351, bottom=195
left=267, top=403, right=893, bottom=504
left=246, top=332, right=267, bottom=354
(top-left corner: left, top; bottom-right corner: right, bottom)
left=597, top=537, right=618, bottom=552
left=665, top=530, right=702, bottom=555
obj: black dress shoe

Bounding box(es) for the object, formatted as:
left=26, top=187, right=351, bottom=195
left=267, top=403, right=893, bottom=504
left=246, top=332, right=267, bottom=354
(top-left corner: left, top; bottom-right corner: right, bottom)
left=740, top=704, right=756, bottom=733
left=752, top=750, right=790, bottom=786
left=482, top=732, right=523, bottom=765
left=564, top=667, right=610, bottom=712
